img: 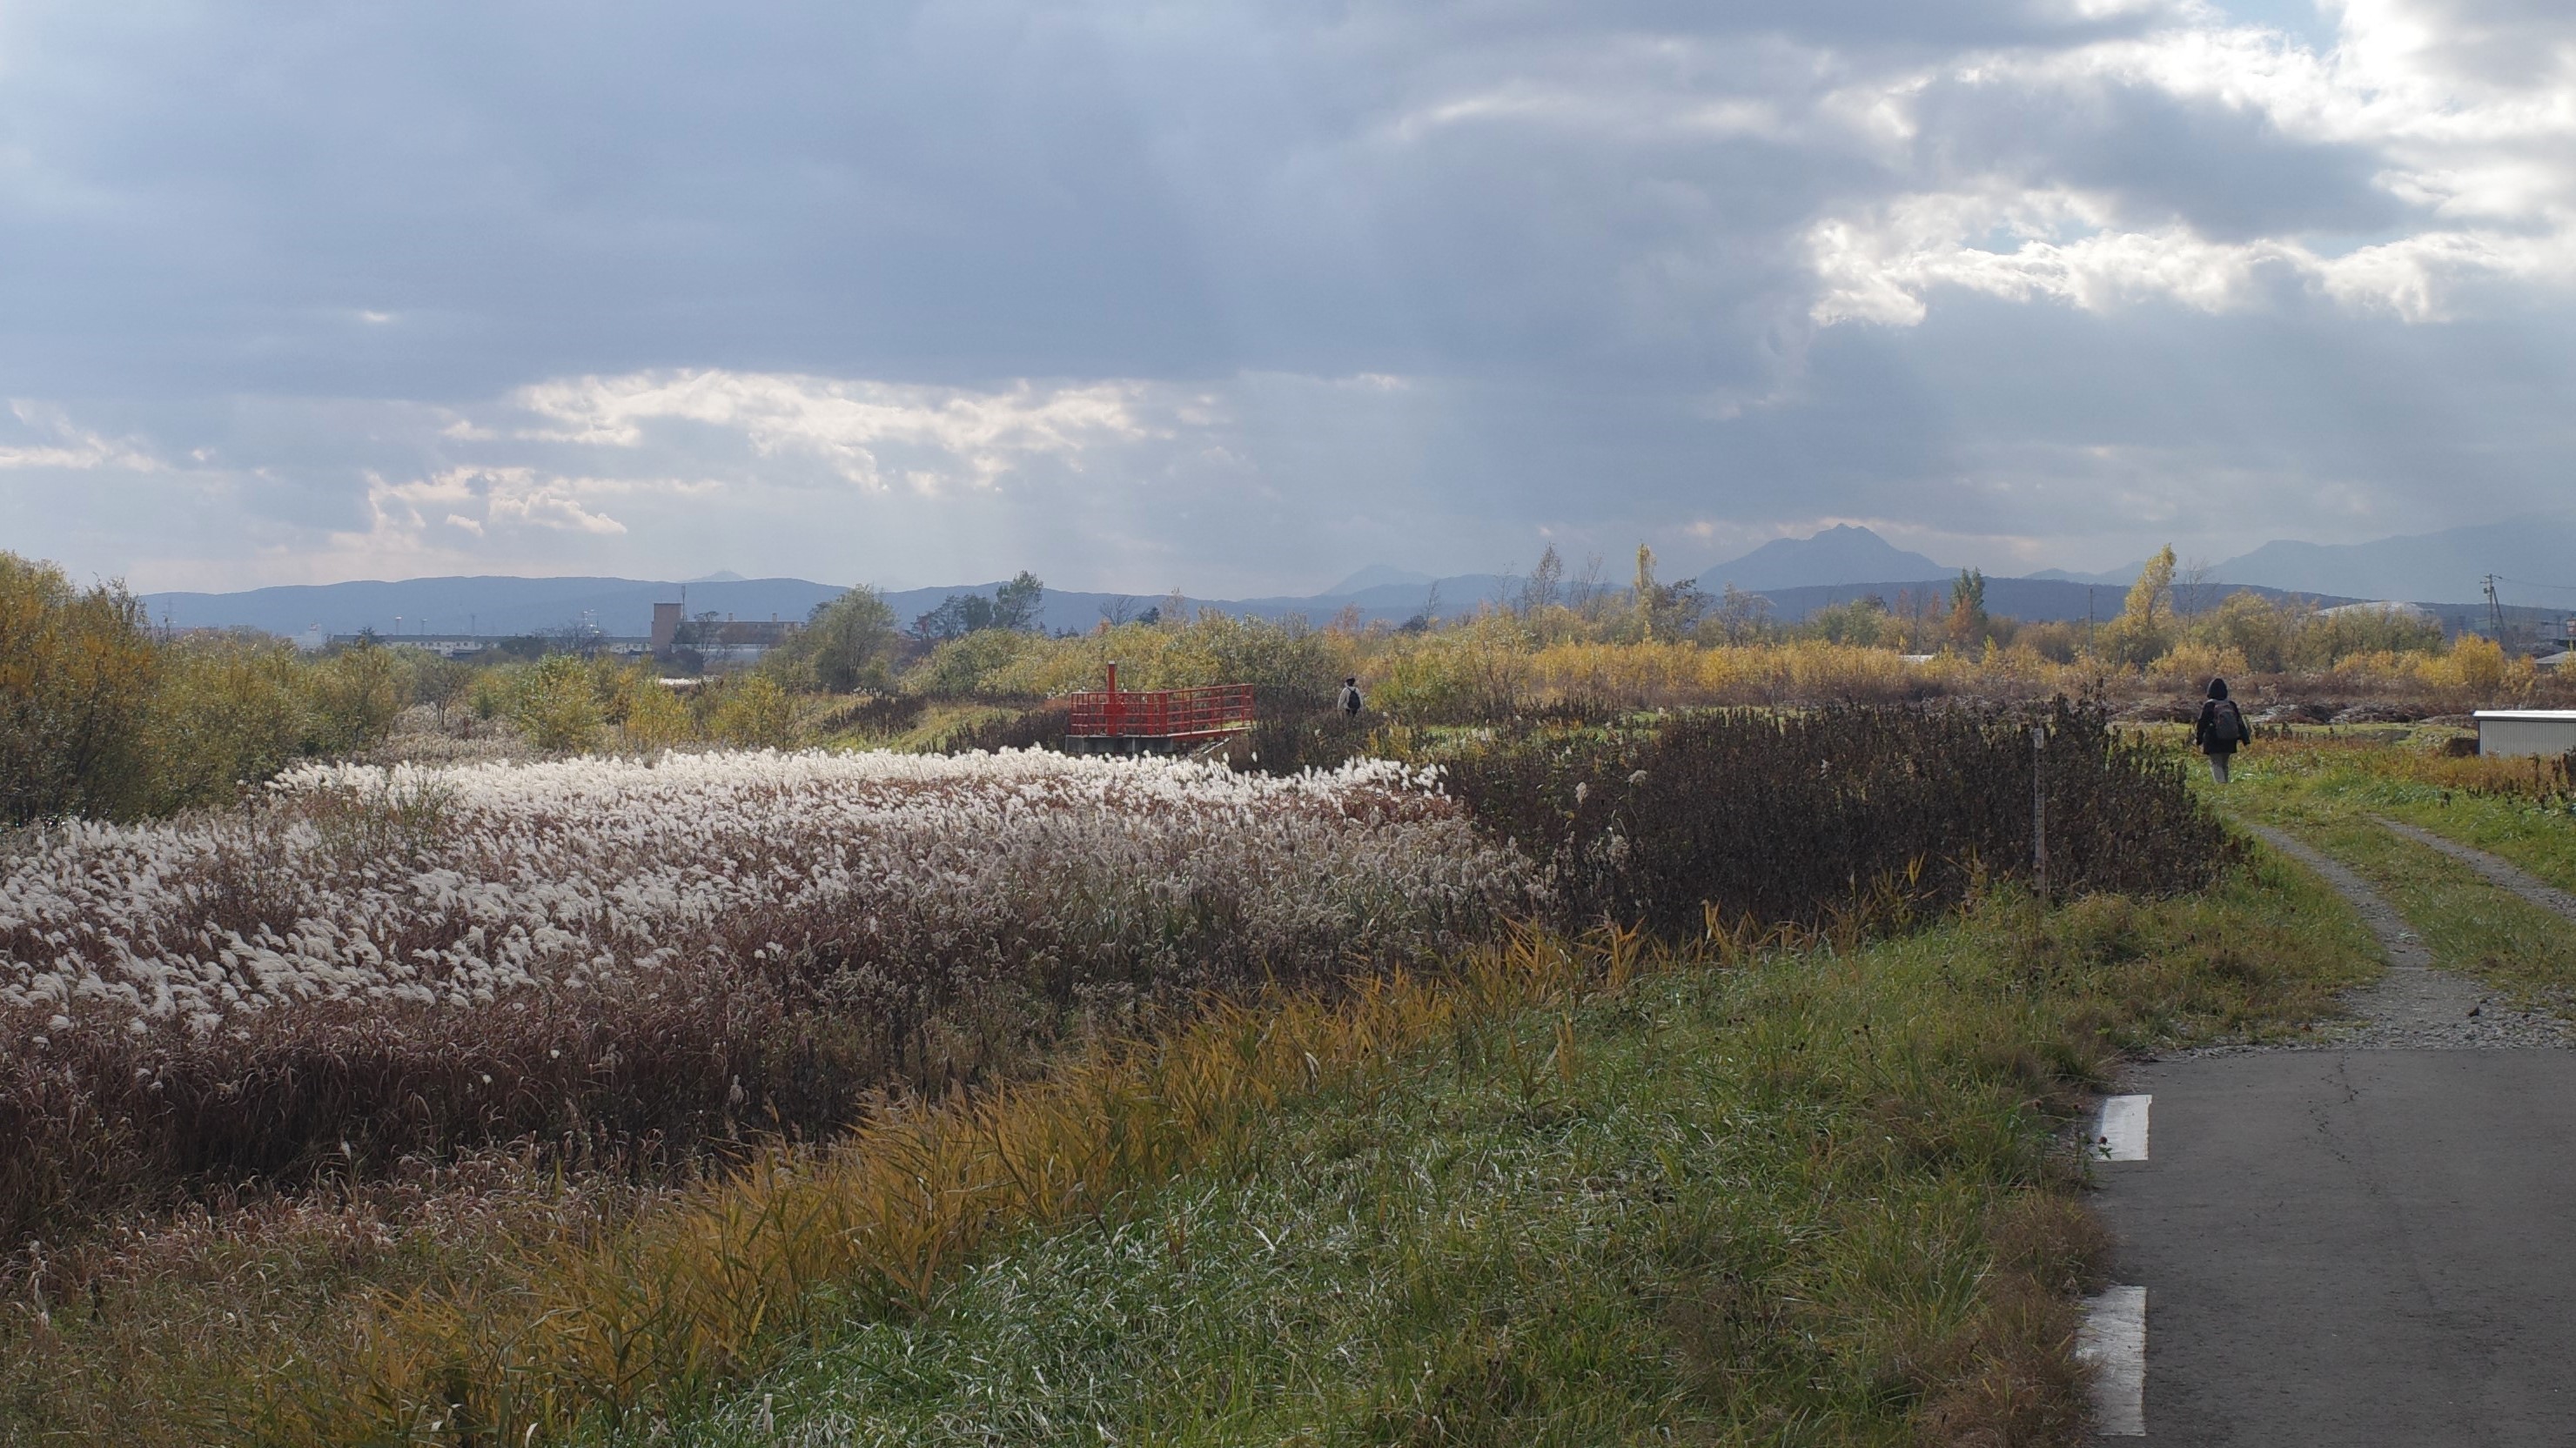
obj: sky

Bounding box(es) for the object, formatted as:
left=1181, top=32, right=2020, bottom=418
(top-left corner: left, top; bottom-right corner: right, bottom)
left=3, top=0, right=2573, bottom=596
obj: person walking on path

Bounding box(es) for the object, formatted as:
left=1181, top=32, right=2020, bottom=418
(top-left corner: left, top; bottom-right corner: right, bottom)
left=1337, top=676, right=1363, bottom=718
left=2193, top=677, right=2249, bottom=783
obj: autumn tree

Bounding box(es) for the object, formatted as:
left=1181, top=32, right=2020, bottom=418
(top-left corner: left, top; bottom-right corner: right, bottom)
left=2097, top=546, right=2179, bottom=667
left=0, top=553, right=159, bottom=822
left=1945, top=568, right=1989, bottom=647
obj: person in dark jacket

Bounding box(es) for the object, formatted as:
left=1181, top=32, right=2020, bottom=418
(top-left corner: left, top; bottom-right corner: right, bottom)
left=2193, top=677, right=2249, bottom=783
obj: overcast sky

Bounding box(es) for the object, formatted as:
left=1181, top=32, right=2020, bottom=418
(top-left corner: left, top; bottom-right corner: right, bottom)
left=4, top=0, right=2573, bottom=595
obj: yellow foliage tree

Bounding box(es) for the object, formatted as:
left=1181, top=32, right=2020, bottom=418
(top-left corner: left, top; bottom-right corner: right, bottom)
left=711, top=674, right=800, bottom=748
left=621, top=674, right=695, bottom=752
left=2096, top=546, right=2178, bottom=668
left=0, top=553, right=159, bottom=822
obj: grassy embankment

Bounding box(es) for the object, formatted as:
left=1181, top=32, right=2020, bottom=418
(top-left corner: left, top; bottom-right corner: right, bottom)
left=599, top=861, right=2368, bottom=1447
left=2217, top=732, right=2576, bottom=1016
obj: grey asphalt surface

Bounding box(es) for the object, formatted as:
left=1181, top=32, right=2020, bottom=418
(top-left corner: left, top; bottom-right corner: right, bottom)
left=2092, top=825, right=2576, bottom=1445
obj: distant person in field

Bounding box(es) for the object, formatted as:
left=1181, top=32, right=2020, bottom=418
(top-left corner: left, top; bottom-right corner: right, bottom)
left=2194, top=677, right=2249, bottom=783
left=1337, top=676, right=1363, bottom=717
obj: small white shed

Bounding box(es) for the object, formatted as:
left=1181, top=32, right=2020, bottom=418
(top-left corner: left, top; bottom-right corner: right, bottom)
left=2472, top=710, right=2576, bottom=759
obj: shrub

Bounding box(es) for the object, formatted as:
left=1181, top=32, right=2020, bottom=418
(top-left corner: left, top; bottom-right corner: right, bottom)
left=510, top=655, right=605, bottom=753
left=620, top=674, right=695, bottom=751
left=709, top=674, right=799, bottom=747
left=1445, top=700, right=2224, bottom=935
left=141, top=633, right=312, bottom=811
left=815, top=692, right=929, bottom=738
left=940, top=701, right=1071, bottom=753
left=303, top=644, right=406, bottom=753
left=1238, top=699, right=1376, bottom=774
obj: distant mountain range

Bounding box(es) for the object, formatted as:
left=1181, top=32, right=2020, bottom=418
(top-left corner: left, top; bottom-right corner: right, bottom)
left=2029, top=517, right=2576, bottom=606
left=142, top=517, right=2576, bottom=641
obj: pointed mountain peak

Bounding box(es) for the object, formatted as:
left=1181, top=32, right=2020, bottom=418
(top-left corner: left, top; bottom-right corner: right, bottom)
left=1699, top=526, right=1948, bottom=593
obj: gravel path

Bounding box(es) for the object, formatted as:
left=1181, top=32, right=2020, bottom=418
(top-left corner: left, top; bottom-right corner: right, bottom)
left=2373, top=815, right=2576, bottom=923
left=2225, top=823, right=2570, bottom=1051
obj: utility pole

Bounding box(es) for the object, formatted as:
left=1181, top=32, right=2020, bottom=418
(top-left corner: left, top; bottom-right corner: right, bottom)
left=2483, top=574, right=2506, bottom=640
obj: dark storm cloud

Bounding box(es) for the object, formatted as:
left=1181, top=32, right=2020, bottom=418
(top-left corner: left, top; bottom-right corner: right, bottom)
left=0, top=0, right=2188, bottom=395
left=0, top=0, right=2571, bottom=591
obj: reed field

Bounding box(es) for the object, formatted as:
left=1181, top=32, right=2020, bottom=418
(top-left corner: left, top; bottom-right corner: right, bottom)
left=0, top=750, right=1532, bottom=1248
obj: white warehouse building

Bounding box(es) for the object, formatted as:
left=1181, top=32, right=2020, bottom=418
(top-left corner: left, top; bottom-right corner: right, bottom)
left=2472, top=710, right=2576, bottom=759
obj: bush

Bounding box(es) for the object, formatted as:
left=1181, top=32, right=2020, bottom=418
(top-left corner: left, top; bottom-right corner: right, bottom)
left=621, top=674, right=695, bottom=751
left=815, top=693, right=929, bottom=737
left=142, top=634, right=312, bottom=811
left=940, top=701, right=1071, bottom=753
left=1445, top=700, right=2225, bottom=935
left=709, top=675, right=799, bottom=747
left=512, top=655, right=606, bottom=753
left=304, top=644, right=406, bottom=753
left=1238, top=700, right=1376, bottom=774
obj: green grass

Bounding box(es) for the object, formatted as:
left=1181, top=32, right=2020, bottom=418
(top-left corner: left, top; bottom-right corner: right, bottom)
left=2219, top=768, right=2576, bottom=1018
left=2348, top=790, right=2576, bottom=899
left=2223, top=736, right=2576, bottom=894
left=618, top=862, right=2371, bottom=1448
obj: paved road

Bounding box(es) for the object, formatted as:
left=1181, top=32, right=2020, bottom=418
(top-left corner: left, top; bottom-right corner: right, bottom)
left=2091, top=825, right=2576, bottom=1445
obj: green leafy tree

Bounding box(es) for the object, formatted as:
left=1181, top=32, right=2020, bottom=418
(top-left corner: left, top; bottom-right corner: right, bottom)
left=768, top=587, right=900, bottom=693
left=1625, top=546, right=1708, bottom=642
left=1803, top=595, right=1889, bottom=647
left=992, top=571, right=1044, bottom=631
left=913, top=573, right=1045, bottom=641
left=1711, top=584, right=1773, bottom=645
left=2191, top=591, right=2298, bottom=673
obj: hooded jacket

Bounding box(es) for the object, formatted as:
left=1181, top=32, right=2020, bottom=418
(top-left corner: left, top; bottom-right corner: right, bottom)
left=2193, top=679, right=2247, bottom=754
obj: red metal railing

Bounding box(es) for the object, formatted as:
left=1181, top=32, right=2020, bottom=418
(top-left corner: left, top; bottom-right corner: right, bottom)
left=1065, top=665, right=1255, bottom=741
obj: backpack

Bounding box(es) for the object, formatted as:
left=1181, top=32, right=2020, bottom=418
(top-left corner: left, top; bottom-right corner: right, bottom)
left=1337, top=686, right=1362, bottom=714
left=2210, top=699, right=2246, bottom=744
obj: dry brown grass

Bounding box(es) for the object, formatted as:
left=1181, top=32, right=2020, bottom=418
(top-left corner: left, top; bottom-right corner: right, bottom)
left=70, top=928, right=1653, bottom=1445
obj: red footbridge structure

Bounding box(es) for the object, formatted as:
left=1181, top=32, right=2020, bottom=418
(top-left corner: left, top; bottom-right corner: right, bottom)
left=1063, top=663, right=1256, bottom=755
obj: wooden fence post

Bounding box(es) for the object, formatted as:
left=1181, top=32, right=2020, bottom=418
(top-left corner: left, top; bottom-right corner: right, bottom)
left=2030, top=724, right=2049, bottom=900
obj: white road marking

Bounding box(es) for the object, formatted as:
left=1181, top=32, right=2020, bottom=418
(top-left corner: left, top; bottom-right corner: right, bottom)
left=2078, top=1284, right=2148, bottom=1437
left=2093, top=1094, right=2150, bottom=1162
